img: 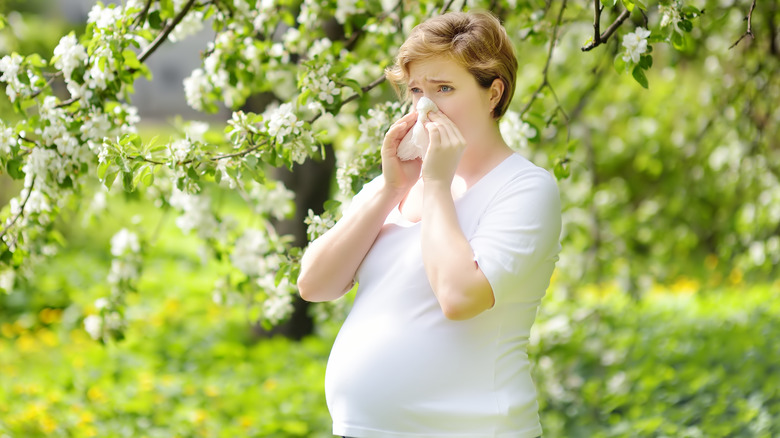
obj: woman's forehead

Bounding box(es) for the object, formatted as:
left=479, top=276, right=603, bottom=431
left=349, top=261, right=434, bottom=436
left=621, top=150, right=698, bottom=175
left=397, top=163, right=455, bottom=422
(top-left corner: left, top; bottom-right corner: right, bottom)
left=407, top=56, right=469, bottom=83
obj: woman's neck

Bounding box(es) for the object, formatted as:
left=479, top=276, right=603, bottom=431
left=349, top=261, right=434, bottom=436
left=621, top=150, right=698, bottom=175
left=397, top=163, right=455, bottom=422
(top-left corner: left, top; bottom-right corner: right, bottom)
left=458, top=122, right=513, bottom=184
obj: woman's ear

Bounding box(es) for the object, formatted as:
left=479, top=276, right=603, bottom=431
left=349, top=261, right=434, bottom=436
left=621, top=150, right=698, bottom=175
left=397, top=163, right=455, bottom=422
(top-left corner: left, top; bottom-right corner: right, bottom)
left=489, top=78, right=505, bottom=112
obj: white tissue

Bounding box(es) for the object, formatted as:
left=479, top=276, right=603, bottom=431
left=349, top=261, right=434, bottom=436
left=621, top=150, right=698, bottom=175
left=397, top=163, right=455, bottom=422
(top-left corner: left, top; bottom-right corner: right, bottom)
left=396, top=97, right=439, bottom=161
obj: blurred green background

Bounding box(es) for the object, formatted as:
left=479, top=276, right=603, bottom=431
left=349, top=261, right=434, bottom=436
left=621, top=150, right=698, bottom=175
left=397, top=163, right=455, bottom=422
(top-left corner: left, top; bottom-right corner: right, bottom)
left=1, top=0, right=779, bottom=437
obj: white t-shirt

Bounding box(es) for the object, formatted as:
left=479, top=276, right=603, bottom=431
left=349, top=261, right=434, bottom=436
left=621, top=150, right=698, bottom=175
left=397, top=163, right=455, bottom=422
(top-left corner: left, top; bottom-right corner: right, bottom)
left=325, top=153, right=562, bottom=438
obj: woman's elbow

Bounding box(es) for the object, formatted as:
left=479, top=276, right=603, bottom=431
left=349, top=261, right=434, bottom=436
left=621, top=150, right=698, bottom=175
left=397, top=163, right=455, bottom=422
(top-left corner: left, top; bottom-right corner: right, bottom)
left=296, top=269, right=320, bottom=302
left=437, top=286, right=494, bottom=321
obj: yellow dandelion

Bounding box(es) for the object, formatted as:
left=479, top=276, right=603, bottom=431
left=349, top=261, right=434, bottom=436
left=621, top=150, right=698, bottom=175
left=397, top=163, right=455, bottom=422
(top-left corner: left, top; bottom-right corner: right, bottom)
left=263, top=378, right=277, bottom=392
left=87, top=386, right=106, bottom=403
left=239, top=415, right=254, bottom=429
left=192, top=408, right=208, bottom=425
left=78, top=411, right=95, bottom=425
left=138, top=372, right=155, bottom=392
left=205, top=385, right=220, bottom=397
left=37, top=328, right=59, bottom=347
left=1, top=322, right=15, bottom=338
left=39, top=308, right=63, bottom=325
left=671, top=276, right=699, bottom=294
left=40, top=416, right=58, bottom=433
left=15, top=333, right=38, bottom=352
left=728, top=268, right=743, bottom=285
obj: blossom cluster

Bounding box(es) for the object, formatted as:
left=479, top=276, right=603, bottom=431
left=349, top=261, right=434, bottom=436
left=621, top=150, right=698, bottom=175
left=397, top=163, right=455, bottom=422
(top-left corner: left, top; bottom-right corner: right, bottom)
left=500, top=111, right=537, bottom=150
left=659, top=1, right=684, bottom=33
left=621, top=27, right=651, bottom=64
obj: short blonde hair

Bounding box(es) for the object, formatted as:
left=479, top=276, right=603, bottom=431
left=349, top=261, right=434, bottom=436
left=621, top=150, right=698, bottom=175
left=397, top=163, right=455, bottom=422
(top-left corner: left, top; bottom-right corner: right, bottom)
left=385, top=11, right=518, bottom=120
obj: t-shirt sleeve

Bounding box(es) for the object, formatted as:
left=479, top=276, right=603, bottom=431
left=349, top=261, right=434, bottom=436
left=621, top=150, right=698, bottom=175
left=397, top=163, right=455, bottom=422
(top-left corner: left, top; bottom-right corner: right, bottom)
left=470, top=168, right=562, bottom=304
left=340, top=174, right=385, bottom=219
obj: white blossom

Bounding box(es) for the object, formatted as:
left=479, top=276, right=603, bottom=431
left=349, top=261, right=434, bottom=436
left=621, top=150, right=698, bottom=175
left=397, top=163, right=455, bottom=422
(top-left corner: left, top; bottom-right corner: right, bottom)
left=168, top=0, right=204, bottom=42
left=500, top=111, right=537, bottom=150
left=107, top=258, right=139, bottom=284
left=0, top=53, right=24, bottom=102
left=23, top=147, right=56, bottom=179
left=305, top=209, right=336, bottom=241
left=183, top=68, right=213, bottom=111
left=53, top=34, right=88, bottom=80
left=111, top=228, right=140, bottom=257
left=230, top=228, right=269, bottom=276
left=0, top=126, right=17, bottom=155
left=659, top=1, right=684, bottom=33
left=0, top=269, right=14, bottom=293
left=170, top=138, right=194, bottom=162
left=265, top=102, right=304, bottom=143
left=258, top=274, right=294, bottom=324
left=87, top=3, right=123, bottom=30
left=335, top=0, right=359, bottom=24
left=83, top=48, right=116, bottom=91
left=184, top=121, right=209, bottom=142
left=621, top=27, right=651, bottom=64
left=95, top=297, right=110, bottom=310
left=84, top=315, right=103, bottom=339
left=250, top=182, right=295, bottom=220
left=301, top=63, right=341, bottom=106
left=169, top=188, right=219, bottom=239
left=80, top=110, right=112, bottom=150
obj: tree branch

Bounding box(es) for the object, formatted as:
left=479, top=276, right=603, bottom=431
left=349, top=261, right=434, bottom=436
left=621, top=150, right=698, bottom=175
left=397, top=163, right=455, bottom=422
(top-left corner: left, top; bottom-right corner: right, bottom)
left=592, top=0, right=604, bottom=46
left=134, top=0, right=154, bottom=26
left=0, top=177, right=36, bottom=244
left=520, top=0, right=567, bottom=116
left=139, top=0, right=198, bottom=63
left=440, top=0, right=457, bottom=14
left=581, top=9, right=632, bottom=51
left=729, top=0, right=758, bottom=49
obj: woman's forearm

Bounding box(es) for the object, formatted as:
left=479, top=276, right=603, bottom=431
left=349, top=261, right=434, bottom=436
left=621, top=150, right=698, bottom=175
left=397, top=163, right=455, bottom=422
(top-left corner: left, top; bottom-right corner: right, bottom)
left=298, top=183, right=404, bottom=302
left=421, top=182, right=494, bottom=320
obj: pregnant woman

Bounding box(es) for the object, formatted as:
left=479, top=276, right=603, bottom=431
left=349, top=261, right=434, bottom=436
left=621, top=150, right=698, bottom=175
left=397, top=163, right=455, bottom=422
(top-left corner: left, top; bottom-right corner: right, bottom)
left=298, top=10, right=562, bottom=438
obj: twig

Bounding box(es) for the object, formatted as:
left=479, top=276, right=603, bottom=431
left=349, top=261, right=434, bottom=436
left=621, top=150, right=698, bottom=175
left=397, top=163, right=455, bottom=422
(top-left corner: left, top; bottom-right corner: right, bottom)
left=134, top=0, right=154, bottom=26
left=0, top=177, right=36, bottom=244
left=519, top=0, right=567, bottom=116
left=30, top=72, right=62, bottom=99
left=139, top=0, right=198, bottom=63
left=440, top=0, right=457, bottom=14
left=729, top=0, right=757, bottom=49
left=581, top=9, right=632, bottom=51
left=592, top=0, right=604, bottom=46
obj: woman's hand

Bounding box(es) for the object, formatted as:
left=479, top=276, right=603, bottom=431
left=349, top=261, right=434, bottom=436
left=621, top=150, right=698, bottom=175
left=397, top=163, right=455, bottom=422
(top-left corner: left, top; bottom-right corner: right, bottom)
left=421, top=111, right=467, bottom=186
left=381, top=111, right=422, bottom=196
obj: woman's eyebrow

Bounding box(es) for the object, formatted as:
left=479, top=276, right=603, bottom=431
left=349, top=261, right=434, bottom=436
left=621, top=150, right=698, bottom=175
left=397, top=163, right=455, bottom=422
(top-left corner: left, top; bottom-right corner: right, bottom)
left=408, top=78, right=452, bottom=86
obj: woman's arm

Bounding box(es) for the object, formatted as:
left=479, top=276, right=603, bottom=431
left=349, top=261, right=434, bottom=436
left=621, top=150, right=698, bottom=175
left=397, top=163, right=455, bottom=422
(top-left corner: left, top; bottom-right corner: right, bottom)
left=420, top=112, right=495, bottom=320
left=297, top=111, right=421, bottom=302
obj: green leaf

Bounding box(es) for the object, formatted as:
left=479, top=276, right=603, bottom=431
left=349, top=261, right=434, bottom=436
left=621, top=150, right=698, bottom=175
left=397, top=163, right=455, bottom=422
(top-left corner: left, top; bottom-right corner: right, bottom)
left=160, top=0, right=175, bottom=19
left=621, top=0, right=635, bottom=12
left=639, top=54, right=653, bottom=69
left=97, top=161, right=110, bottom=180
left=553, top=159, right=570, bottom=179
left=140, top=166, right=154, bottom=187
left=122, top=171, right=134, bottom=192
left=671, top=31, right=685, bottom=49
left=103, top=169, right=119, bottom=190
left=122, top=50, right=142, bottom=69
left=681, top=5, right=700, bottom=16
left=6, top=159, right=24, bottom=180
left=632, top=65, right=649, bottom=89
left=26, top=54, right=46, bottom=68
left=679, top=20, right=693, bottom=32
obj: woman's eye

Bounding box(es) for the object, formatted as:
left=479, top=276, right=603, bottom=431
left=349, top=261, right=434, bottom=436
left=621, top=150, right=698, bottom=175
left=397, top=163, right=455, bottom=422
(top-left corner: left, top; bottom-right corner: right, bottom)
left=440, top=85, right=453, bottom=92
left=410, top=87, right=422, bottom=94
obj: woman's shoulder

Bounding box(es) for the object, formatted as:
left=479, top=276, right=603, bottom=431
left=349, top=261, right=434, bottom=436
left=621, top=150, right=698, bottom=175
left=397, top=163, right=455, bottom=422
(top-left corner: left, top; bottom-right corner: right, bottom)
left=498, top=153, right=559, bottom=190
